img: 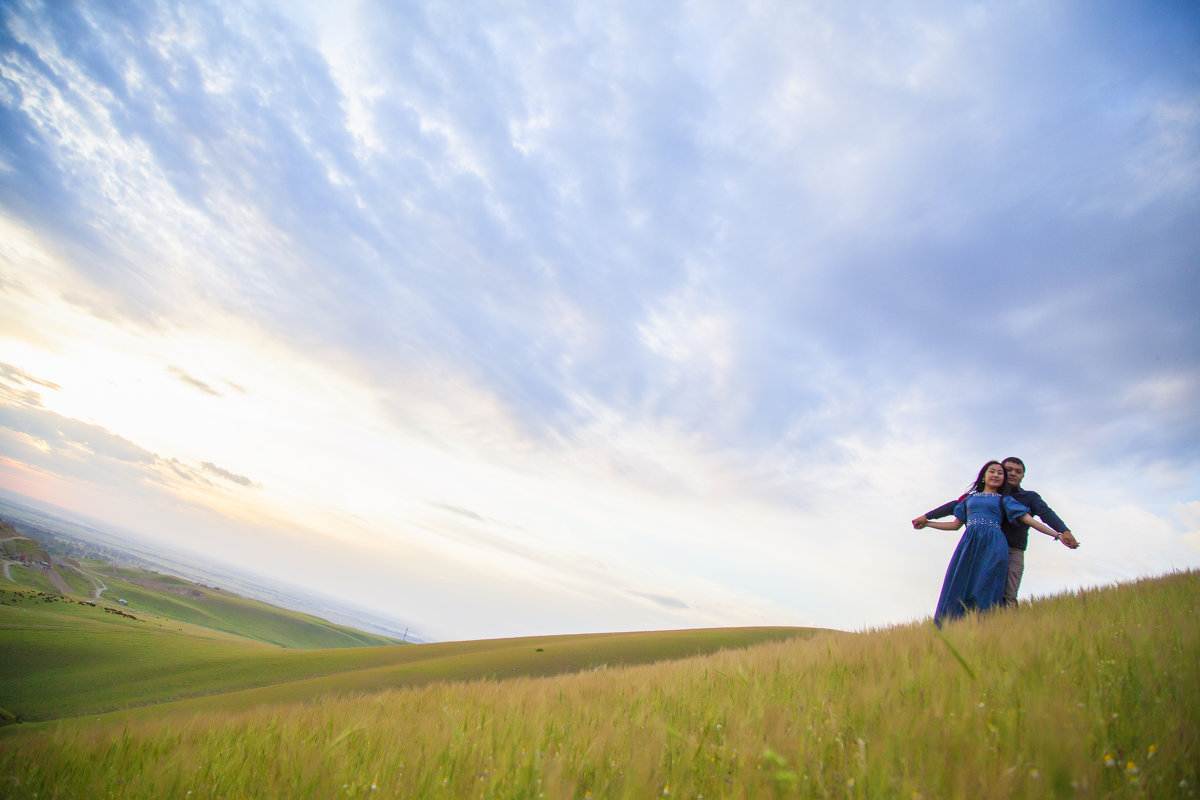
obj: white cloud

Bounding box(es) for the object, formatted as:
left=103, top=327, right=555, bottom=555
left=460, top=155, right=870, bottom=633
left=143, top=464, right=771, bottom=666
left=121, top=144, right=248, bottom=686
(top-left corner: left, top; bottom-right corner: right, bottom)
left=637, top=271, right=736, bottom=402
left=1178, top=501, right=1200, bottom=553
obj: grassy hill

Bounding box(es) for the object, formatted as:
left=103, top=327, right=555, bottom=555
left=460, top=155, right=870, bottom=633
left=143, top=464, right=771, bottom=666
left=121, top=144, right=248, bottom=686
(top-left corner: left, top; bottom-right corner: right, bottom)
left=0, top=571, right=1195, bottom=799
left=0, top=525, right=60, bottom=594
left=1, top=530, right=403, bottom=649
left=0, top=585, right=814, bottom=722
left=74, top=560, right=404, bottom=648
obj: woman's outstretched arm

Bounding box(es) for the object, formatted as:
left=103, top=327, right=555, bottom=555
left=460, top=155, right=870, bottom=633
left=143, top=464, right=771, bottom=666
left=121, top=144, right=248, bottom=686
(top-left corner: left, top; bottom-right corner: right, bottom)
left=1018, top=513, right=1068, bottom=542
left=923, top=518, right=964, bottom=531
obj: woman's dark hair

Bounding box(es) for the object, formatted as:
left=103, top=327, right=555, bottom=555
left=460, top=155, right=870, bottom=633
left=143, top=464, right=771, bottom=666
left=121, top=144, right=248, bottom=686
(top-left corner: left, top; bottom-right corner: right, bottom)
left=970, top=460, right=1011, bottom=494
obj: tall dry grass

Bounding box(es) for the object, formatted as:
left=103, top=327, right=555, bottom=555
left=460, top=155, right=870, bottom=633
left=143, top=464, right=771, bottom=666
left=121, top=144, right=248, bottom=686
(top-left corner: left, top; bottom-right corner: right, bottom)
left=2, top=571, right=1196, bottom=799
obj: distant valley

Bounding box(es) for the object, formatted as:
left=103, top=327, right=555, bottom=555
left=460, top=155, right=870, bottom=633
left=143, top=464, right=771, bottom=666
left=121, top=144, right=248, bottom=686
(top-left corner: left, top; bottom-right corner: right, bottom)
left=0, top=489, right=420, bottom=642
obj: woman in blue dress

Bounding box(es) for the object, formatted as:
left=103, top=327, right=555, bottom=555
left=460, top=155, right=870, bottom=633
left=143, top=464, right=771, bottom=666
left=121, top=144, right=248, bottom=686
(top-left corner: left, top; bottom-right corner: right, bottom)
left=923, top=461, right=1063, bottom=627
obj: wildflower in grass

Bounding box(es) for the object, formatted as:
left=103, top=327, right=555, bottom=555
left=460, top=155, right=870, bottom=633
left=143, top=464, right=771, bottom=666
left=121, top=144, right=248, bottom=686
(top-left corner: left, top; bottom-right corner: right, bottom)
left=662, top=785, right=670, bottom=795
left=1125, top=762, right=1138, bottom=775
left=1029, top=769, right=1040, bottom=779
left=1148, top=744, right=1158, bottom=758
left=1104, top=754, right=1115, bottom=767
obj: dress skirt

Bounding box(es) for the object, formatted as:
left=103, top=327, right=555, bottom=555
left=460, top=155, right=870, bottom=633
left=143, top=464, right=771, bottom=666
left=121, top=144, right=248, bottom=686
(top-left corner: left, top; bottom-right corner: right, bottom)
left=934, top=521, right=1009, bottom=627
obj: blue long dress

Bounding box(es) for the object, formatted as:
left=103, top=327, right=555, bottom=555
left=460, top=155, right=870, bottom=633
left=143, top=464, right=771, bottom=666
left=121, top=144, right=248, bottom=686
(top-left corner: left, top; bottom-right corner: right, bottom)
left=934, top=493, right=1030, bottom=627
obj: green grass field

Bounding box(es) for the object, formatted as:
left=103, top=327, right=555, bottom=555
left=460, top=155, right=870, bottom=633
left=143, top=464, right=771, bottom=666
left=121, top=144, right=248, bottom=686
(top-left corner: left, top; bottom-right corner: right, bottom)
left=1, top=570, right=1196, bottom=799
left=0, top=586, right=811, bottom=722
left=1, top=564, right=56, bottom=592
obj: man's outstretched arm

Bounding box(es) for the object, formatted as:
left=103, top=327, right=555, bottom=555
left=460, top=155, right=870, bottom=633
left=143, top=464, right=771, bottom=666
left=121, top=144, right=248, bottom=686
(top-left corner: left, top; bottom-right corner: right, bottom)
left=912, top=499, right=959, bottom=529
left=1023, top=490, right=1079, bottom=549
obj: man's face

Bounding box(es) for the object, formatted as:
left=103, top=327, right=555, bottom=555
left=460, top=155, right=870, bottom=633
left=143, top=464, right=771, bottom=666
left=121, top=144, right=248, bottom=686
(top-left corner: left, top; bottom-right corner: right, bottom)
left=1003, top=461, right=1025, bottom=488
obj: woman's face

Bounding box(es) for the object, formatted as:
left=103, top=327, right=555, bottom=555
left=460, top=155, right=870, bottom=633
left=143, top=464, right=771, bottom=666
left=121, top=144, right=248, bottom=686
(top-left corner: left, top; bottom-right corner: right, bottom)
left=984, top=463, right=1006, bottom=489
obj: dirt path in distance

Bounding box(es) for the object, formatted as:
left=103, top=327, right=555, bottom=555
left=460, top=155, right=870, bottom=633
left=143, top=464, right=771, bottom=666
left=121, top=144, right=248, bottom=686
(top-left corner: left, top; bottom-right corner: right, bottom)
left=42, top=565, right=72, bottom=595
left=74, top=565, right=108, bottom=599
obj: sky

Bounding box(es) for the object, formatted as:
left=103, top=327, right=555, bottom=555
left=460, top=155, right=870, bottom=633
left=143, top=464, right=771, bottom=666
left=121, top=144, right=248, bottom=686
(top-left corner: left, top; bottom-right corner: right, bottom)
left=1, top=0, right=1198, bottom=642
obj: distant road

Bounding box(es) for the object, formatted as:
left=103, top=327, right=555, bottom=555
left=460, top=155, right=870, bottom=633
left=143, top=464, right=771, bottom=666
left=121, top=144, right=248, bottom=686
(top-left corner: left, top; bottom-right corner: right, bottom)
left=1, top=534, right=16, bottom=582
left=75, top=564, right=108, bottom=599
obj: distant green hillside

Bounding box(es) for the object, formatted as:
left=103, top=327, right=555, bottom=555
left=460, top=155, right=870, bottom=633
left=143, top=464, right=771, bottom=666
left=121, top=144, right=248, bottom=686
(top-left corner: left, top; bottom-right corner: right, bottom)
left=78, top=561, right=402, bottom=648
left=1, top=530, right=402, bottom=649
left=0, top=531, right=61, bottom=593
left=0, top=534, right=48, bottom=563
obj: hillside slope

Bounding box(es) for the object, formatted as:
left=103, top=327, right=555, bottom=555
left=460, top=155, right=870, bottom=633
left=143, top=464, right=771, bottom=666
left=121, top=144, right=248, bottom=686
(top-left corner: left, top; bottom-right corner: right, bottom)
left=77, top=561, right=403, bottom=648
left=0, top=587, right=817, bottom=722
left=0, top=571, right=1195, bottom=799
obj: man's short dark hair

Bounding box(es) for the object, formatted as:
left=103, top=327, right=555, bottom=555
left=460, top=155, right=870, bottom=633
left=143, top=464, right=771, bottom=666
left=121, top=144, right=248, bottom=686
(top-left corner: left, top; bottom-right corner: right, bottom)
left=1002, top=456, right=1025, bottom=470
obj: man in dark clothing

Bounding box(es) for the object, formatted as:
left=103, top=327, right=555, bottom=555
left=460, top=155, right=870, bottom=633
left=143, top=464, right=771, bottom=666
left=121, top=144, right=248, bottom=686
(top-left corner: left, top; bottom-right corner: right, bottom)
left=912, top=457, right=1079, bottom=607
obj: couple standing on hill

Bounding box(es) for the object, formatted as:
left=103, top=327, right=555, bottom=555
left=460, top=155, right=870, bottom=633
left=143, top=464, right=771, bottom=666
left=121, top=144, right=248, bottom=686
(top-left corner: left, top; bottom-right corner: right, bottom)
left=912, top=456, right=1079, bottom=627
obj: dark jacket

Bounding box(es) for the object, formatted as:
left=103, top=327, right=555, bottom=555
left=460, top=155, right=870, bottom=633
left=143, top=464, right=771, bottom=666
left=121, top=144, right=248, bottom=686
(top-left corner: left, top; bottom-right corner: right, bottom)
left=926, top=487, right=1069, bottom=551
